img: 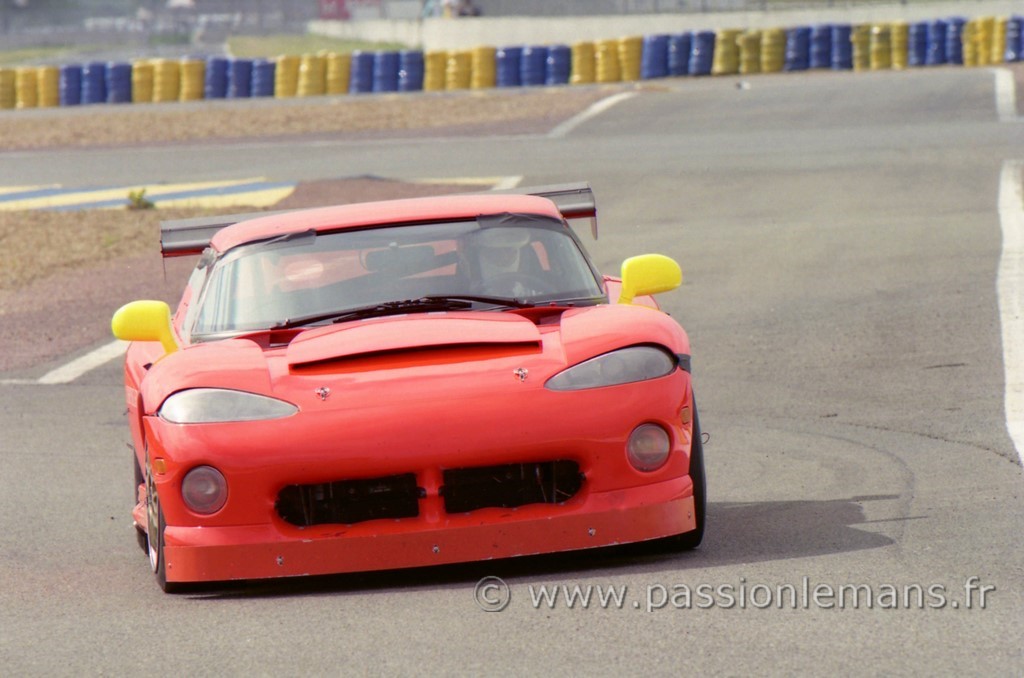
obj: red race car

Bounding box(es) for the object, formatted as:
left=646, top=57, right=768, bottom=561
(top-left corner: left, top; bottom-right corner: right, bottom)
left=112, top=183, right=704, bottom=592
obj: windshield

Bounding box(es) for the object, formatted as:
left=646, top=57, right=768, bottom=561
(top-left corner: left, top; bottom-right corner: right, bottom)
left=190, top=214, right=604, bottom=338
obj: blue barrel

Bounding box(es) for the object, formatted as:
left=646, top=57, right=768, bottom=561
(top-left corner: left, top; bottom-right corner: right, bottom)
left=227, top=58, right=253, bottom=98
left=689, top=31, right=715, bottom=76
left=349, top=50, right=374, bottom=93
left=668, top=33, right=692, bottom=76
left=545, top=44, right=571, bottom=85
left=205, top=56, right=228, bottom=98
left=1007, top=17, right=1023, bottom=62
left=831, top=24, right=853, bottom=70
left=59, top=64, right=82, bottom=106
left=785, top=26, right=811, bottom=71
left=251, top=58, right=275, bottom=97
left=521, top=45, right=548, bottom=86
left=496, top=46, right=522, bottom=87
left=810, top=25, right=832, bottom=69
left=641, top=34, right=669, bottom=79
left=81, top=61, right=107, bottom=105
left=372, top=51, right=400, bottom=92
left=908, top=22, right=928, bottom=67
left=105, top=62, right=132, bottom=103
left=398, top=50, right=425, bottom=91
left=945, top=17, right=966, bottom=65
left=926, top=19, right=948, bottom=65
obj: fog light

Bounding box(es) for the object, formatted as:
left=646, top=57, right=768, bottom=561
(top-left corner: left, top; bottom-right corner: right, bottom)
left=181, top=465, right=228, bottom=514
left=627, top=424, right=671, bottom=472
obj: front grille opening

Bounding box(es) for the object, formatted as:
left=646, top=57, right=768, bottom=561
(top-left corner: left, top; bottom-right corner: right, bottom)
left=442, top=460, right=583, bottom=514
left=276, top=473, right=421, bottom=527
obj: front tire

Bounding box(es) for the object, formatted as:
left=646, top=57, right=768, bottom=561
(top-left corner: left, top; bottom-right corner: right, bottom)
left=145, top=455, right=181, bottom=593
left=134, top=453, right=148, bottom=553
left=656, top=407, right=706, bottom=551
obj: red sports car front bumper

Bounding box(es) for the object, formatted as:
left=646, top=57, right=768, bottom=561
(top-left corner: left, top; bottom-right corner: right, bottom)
left=160, top=476, right=695, bottom=582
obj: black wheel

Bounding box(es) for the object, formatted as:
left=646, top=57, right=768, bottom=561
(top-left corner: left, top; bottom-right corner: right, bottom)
left=656, top=407, right=706, bottom=552
left=145, top=455, right=181, bottom=593
left=134, top=453, right=148, bottom=554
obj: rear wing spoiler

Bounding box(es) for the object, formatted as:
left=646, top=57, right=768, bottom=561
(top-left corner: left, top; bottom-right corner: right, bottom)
left=491, top=181, right=598, bottom=240
left=159, top=181, right=597, bottom=258
left=159, top=209, right=287, bottom=258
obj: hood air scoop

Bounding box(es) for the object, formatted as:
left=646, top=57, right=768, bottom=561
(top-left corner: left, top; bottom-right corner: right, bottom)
left=286, top=312, right=542, bottom=370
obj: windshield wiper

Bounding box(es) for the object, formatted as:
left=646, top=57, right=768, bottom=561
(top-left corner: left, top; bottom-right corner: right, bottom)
left=272, top=295, right=538, bottom=330
left=416, top=294, right=536, bottom=309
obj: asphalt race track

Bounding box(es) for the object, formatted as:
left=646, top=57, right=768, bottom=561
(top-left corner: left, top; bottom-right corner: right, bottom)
left=2, top=67, right=1022, bottom=675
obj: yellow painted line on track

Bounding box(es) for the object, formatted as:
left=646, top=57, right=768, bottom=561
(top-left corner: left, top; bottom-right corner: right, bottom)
left=0, top=184, right=58, bottom=197
left=156, top=186, right=296, bottom=209
left=414, top=177, right=512, bottom=187
left=0, top=178, right=266, bottom=211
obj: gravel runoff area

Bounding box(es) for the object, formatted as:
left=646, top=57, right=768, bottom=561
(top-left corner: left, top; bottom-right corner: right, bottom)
left=0, top=86, right=610, bottom=150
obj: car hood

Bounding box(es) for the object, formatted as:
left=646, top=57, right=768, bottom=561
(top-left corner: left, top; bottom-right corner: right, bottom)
left=285, top=312, right=542, bottom=369
left=139, top=306, right=688, bottom=413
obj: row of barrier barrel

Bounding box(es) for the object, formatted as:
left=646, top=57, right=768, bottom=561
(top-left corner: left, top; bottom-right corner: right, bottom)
left=2, top=15, right=1022, bottom=110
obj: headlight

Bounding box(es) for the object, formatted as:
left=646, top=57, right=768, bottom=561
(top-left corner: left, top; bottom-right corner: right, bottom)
left=545, top=346, right=676, bottom=391
left=158, top=388, right=298, bottom=424
left=181, top=465, right=228, bottom=514
left=626, top=423, right=671, bottom=472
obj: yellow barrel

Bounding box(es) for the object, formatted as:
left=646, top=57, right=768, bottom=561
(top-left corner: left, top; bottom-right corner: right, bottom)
left=324, top=52, right=351, bottom=95
left=297, top=53, right=326, bottom=96
left=761, top=28, right=786, bottom=73
left=0, top=68, right=15, bottom=109
left=962, top=20, right=979, bottom=67
left=132, top=60, right=154, bottom=103
left=618, top=36, right=643, bottom=81
left=179, top=58, right=205, bottom=101
left=869, top=24, right=891, bottom=70
left=37, top=66, right=59, bottom=107
left=595, top=39, right=620, bottom=82
left=570, top=41, right=595, bottom=84
left=993, top=17, right=1007, bottom=64
left=445, top=50, right=471, bottom=90
left=737, top=31, right=762, bottom=74
left=423, top=50, right=447, bottom=91
left=15, top=67, right=38, bottom=109
left=275, top=54, right=300, bottom=97
left=976, top=16, right=994, bottom=65
left=471, top=46, right=496, bottom=89
left=890, top=21, right=908, bottom=69
left=152, top=59, right=180, bottom=102
left=712, top=28, right=742, bottom=75
left=851, top=24, right=871, bottom=71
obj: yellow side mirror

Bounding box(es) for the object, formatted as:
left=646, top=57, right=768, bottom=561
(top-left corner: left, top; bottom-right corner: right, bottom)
left=111, top=300, right=178, bottom=355
left=619, top=254, right=682, bottom=305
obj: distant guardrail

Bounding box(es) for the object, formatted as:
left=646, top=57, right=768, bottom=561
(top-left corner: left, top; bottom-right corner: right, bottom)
left=0, top=14, right=1020, bottom=111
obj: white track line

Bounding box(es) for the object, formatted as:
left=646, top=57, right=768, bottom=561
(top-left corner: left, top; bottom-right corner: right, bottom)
left=993, top=68, right=1018, bottom=123
left=548, top=91, right=637, bottom=139
left=492, top=175, right=523, bottom=191
left=38, top=339, right=127, bottom=384
left=0, top=340, right=128, bottom=386
left=998, top=160, right=1024, bottom=465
